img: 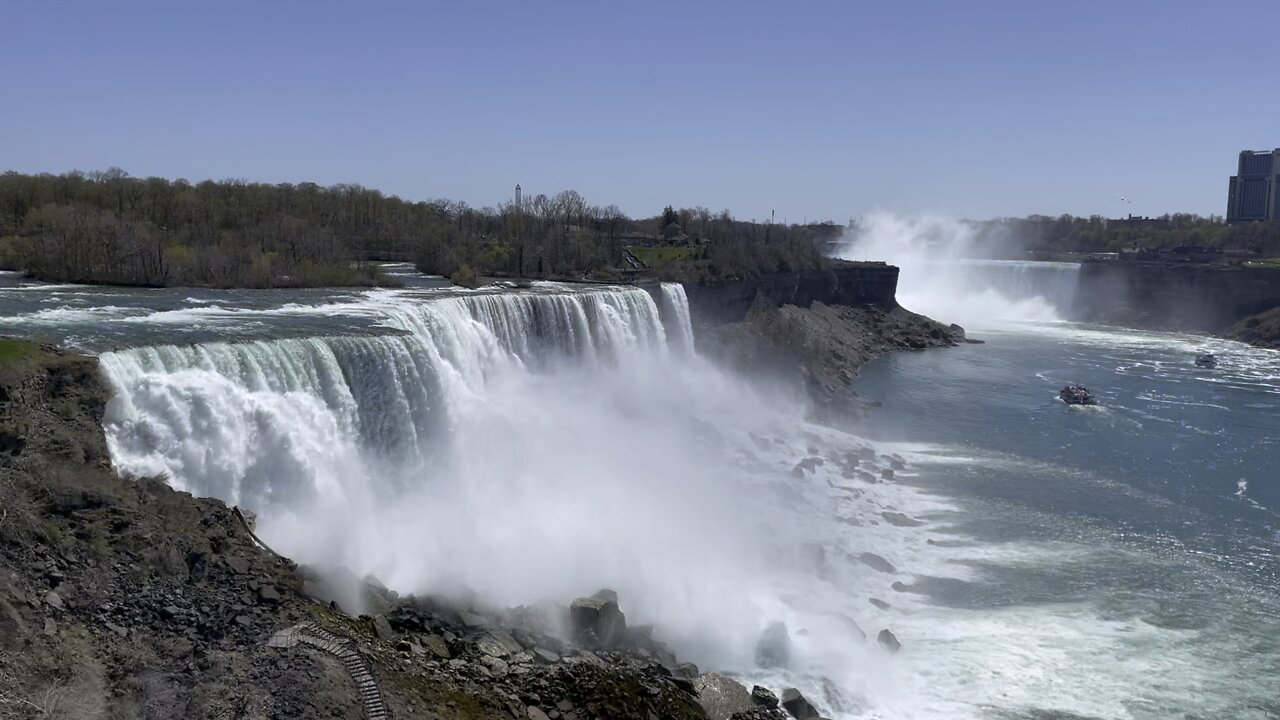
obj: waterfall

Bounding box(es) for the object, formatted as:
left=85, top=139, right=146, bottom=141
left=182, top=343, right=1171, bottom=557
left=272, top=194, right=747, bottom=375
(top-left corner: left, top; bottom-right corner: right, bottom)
left=656, top=283, right=696, bottom=353
left=836, top=213, right=1082, bottom=327
left=99, top=284, right=689, bottom=510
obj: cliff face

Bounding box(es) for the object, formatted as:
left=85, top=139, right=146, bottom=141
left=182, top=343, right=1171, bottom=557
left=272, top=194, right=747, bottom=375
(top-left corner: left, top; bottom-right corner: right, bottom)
left=676, top=261, right=958, bottom=420
left=1075, top=261, right=1280, bottom=333
left=680, top=260, right=900, bottom=326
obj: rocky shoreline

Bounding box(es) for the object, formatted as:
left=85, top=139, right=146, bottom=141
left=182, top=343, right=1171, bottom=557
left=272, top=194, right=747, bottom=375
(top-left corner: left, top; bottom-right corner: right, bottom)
left=0, top=337, right=933, bottom=719
left=697, top=297, right=964, bottom=420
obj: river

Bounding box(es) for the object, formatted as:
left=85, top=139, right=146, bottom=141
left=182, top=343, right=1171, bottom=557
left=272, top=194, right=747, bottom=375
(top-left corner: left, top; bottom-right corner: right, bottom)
left=1, top=258, right=1277, bottom=719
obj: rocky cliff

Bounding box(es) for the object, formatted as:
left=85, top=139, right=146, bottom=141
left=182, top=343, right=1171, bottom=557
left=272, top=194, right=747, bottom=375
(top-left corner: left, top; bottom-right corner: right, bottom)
left=1075, top=260, right=1280, bottom=335
left=680, top=260, right=900, bottom=326
left=676, top=261, right=961, bottom=420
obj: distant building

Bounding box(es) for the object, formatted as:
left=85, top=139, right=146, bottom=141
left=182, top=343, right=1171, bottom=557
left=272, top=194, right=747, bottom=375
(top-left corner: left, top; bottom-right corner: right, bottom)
left=1107, top=214, right=1170, bottom=230
left=1227, top=149, right=1280, bottom=223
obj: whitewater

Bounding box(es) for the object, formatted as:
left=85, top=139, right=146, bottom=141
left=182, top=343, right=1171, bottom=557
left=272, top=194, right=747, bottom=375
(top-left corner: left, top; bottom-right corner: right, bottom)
left=3, top=258, right=1278, bottom=718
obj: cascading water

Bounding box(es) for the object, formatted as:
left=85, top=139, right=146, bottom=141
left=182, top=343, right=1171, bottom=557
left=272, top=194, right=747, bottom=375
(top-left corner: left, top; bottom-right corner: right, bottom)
left=836, top=213, right=1082, bottom=328
left=92, top=281, right=936, bottom=717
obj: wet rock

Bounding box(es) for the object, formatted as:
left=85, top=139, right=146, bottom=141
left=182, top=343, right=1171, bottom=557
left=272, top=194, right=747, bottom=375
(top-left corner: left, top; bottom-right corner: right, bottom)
left=869, top=598, right=890, bottom=610
left=568, top=590, right=626, bottom=649
left=890, top=581, right=908, bottom=592
left=372, top=614, right=395, bottom=641
left=755, top=621, right=791, bottom=668
left=488, top=628, right=524, bottom=655
left=879, top=468, right=895, bottom=481
left=780, top=688, right=823, bottom=719
left=477, top=634, right=512, bottom=658
left=887, top=454, right=906, bottom=470
left=695, top=672, right=754, bottom=720
left=794, top=457, right=824, bottom=475
left=422, top=634, right=451, bottom=659
left=877, top=629, right=901, bottom=653
left=880, top=511, right=923, bottom=527
left=751, top=685, right=780, bottom=709
left=857, top=552, right=896, bottom=574
left=481, top=655, right=510, bottom=677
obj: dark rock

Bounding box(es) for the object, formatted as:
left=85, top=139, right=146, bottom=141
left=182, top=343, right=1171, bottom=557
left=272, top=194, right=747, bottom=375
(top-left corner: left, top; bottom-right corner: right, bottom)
left=890, top=581, right=908, bottom=592
left=858, top=552, right=896, bottom=574
left=755, top=621, right=791, bottom=668
left=528, top=707, right=550, bottom=720
left=880, top=511, right=923, bottom=527
left=569, top=594, right=626, bottom=650
left=877, top=629, right=901, bottom=653
left=677, top=661, right=700, bottom=678
left=225, top=557, right=250, bottom=575
left=256, top=585, right=282, bottom=604
left=105, top=622, right=128, bottom=638
left=751, top=686, right=780, bottom=709
left=695, top=673, right=754, bottom=720
left=488, top=628, right=524, bottom=655
left=887, top=454, right=906, bottom=470
left=794, top=457, right=823, bottom=474
left=44, top=591, right=64, bottom=611
left=533, top=647, right=559, bottom=664
left=869, top=598, right=890, bottom=610
left=879, top=468, right=895, bottom=481
left=780, top=688, right=822, bottom=719
left=422, top=634, right=451, bottom=659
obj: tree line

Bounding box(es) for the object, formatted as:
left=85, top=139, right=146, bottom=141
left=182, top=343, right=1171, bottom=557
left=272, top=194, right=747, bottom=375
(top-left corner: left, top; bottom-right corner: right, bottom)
left=0, top=169, right=837, bottom=287
left=967, top=213, right=1280, bottom=257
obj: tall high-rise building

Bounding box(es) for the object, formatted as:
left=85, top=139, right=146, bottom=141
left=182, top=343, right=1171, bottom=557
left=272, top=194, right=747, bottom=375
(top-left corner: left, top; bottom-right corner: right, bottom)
left=515, top=183, right=522, bottom=208
left=1227, top=149, right=1280, bottom=223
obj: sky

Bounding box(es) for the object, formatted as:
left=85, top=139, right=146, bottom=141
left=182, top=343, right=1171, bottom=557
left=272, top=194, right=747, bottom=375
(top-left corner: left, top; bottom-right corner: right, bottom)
left=3, top=0, right=1278, bottom=222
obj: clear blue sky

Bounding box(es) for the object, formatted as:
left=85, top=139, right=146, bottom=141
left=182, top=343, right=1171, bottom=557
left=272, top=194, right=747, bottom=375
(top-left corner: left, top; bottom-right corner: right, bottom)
left=3, top=1, right=1277, bottom=222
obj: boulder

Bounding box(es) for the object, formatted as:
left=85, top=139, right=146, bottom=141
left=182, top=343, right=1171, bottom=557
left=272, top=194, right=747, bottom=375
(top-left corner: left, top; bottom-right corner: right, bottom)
left=869, top=598, right=890, bottom=610
left=754, top=621, right=791, bottom=668
left=568, top=591, right=626, bottom=649
left=890, top=581, right=908, bottom=592
left=372, top=614, right=395, bottom=642
left=877, top=629, right=901, bottom=653
left=857, top=552, right=896, bottom=574
left=695, top=673, right=754, bottom=720
left=751, top=686, right=780, bottom=709
left=422, top=634, right=451, bottom=659
left=880, top=511, right=923, bottom=528
left=780, top=688, right=822, bottom=719
left=43, top=591, right=64, bottom=611
left=879, top=468, right=895, bottom=481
